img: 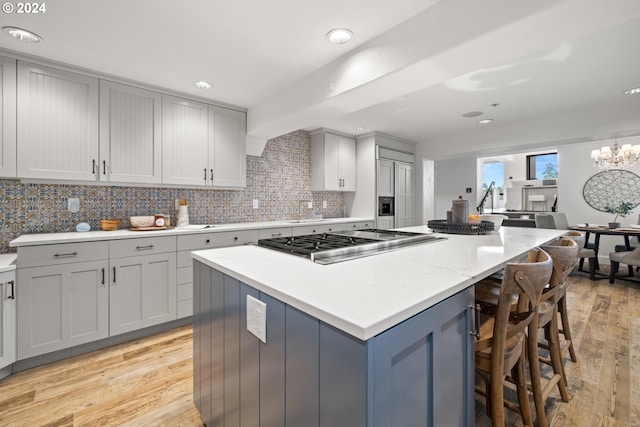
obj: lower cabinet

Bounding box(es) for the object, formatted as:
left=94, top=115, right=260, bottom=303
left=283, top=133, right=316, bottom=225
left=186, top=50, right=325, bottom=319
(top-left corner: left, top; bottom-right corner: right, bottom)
left=0, top=270, right=16, bottom=372
left=17, top=260, right=109, bottom=359
left=109, top=253, right=176, bottom=335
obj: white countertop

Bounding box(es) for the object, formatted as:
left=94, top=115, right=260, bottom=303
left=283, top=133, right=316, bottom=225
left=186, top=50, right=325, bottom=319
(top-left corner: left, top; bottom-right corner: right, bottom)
left=0, top=254, right=17, bottom=272
left=9, top=218, right=373, bottom=247
left=192, top=226, right=566, bottom=341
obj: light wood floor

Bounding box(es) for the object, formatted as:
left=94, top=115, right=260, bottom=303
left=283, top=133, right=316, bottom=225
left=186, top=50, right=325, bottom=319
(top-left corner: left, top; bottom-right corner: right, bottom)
left=0, top=267, right=638, bottom=426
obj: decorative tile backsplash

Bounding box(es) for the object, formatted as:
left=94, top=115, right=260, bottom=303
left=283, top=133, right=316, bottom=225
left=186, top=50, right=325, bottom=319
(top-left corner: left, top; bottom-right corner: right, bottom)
left=0, top=130, right=344, bottom=253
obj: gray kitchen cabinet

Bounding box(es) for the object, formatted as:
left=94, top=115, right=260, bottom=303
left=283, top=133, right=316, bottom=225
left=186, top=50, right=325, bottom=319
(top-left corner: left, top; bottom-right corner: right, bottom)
left=396, top=162, right=415, bottom=227
left=0, top=270, right=16, bottom=373
left=17, top=259, right=109, bottom=359
left=311, top=130, right=356, bottom=192
left=193, top=263, right=475, bottom=427
left=108, top=237, right=177, bottom=335
left=0, top=56, right=16, bottom=178
left=162, top=95, right=247, bottom=188
left=16, top=61, right=100, bottom=181
left=377, top=159, right=394, bottom=197
left=176, top=229, right=258, bottom=318
left=257, top=227, right=292, bottom=239
left=161, top=94, right=209, bottom=186
left=99, top=80, right=162, bottom=184
left=208, top=104, right=247, bottom=188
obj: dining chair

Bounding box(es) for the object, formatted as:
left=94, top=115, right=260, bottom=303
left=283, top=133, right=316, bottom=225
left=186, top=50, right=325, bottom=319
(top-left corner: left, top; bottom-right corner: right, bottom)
left=565, top=231, right=597, bottom=282
left=475, top=248, right=553, bottom=427
left=535, top=214, right=556, bottom=229
left=609, top=245, right=640, bottom=284
left=550, top=212, right=570, bottom=230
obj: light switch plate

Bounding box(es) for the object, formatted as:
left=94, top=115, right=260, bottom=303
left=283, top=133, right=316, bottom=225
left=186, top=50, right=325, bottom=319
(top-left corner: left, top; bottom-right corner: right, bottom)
left=68, top=198, right=80, bottom=213
left=246, top=295, right=267, bottom=343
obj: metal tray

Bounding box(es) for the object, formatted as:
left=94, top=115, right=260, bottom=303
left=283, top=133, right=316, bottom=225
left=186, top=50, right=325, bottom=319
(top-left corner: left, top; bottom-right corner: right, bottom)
left=427, top=220, right=494, bottom=235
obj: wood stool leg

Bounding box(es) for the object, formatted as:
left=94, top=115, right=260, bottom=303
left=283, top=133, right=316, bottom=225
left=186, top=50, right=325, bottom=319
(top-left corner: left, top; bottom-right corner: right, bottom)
left=547, top=312, right=570, bottom=401
left=558, top=297, right=577, bottom=362
left=527, top=319, right=547, bottom=427
left=513, top=355, right=534, bottom=427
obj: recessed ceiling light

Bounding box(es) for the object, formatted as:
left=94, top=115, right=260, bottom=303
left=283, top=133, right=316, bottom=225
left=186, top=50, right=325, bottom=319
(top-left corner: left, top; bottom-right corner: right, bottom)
left=478, top=119, right=493, bottom=125
left=194, top=81, right=212, bottom=90
left=2, top=26, right=42, bottom=43
left=353, top=126, right=365, bottom=131
left=326, top=28, right=353, bottom=45
left=623, top=87, right=640, bottom=95
left=462, top=111, right=483, bottom=118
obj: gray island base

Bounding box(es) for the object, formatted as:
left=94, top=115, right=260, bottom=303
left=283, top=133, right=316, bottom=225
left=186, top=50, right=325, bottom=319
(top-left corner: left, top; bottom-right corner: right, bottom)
left=193, top=262, right=474, bottom=426
left=191, top=226, right=566, bottom=426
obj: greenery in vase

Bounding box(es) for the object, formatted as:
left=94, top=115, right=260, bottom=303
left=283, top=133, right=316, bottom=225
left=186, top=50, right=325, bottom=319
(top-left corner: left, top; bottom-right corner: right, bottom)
left=604, top=201, right=634, bottom=223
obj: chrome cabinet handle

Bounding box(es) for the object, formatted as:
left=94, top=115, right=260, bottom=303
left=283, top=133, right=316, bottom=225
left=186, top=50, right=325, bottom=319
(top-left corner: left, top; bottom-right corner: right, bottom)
left=271, top=233, right=282, bottom=237
left=469, top=304, right=481, bottom=339
left=113, top=267, right=116, bottom=284
left=54, top=252, right=78, bottom=258
left=204, top=168, right=207, bottom=181
left=136, top=245, right=154, bottom=250
left=210, top=169, right=214, bottom=181
left=8, top=280, right=15, bottom=300
left=101, top=268, right=105, bottom=285
left=103, top=160, right=107, bottom=175
left=92, top=159, right=97, bottom=174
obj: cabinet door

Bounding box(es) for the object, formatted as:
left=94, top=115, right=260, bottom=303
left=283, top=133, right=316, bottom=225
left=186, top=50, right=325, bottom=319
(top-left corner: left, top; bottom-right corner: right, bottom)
left=110, top=253, right=176, bottom=335
left=17, top=62, right=99, bottom=180
left=17, top=261, right=108, bottom=359
left=372, top=287, right=474, bottom=427
left=209, top=105, right=246, bottom=188
left=396, top=163, right=415, bottom=227
left=0, top=56, right=16, bottom=178
left=161, top=95, right=209, bottom=186
left=338, top=136, right=357, bottom=191
left=99, top=81, right=162, bottom=184
left=323, top=133, right=341, bottom=191
left=377, top=159, right=394, bottom=197
left=0, top=271, right=16, bottom=371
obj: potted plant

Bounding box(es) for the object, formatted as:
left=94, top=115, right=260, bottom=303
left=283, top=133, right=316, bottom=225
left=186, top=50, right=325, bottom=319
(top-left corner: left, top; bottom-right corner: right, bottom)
left=604, top=201, right=634, bottom=229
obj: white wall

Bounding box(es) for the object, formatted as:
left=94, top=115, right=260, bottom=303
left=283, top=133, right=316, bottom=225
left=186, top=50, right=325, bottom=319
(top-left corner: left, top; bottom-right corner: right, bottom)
left=434, top=157, right=477, bottom=218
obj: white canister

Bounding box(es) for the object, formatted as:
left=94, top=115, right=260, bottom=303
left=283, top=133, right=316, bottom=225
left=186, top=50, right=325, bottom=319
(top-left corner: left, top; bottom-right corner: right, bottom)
left=176, top=205, right=189, bottom=227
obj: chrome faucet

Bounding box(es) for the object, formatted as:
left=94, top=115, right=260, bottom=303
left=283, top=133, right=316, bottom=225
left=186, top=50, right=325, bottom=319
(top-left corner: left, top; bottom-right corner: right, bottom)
left=299, top=199, right=311, bottom=220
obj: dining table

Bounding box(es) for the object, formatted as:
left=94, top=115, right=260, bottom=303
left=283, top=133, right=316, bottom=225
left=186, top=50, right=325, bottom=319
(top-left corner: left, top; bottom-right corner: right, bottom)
left=569, top=224, right=640, bottom=278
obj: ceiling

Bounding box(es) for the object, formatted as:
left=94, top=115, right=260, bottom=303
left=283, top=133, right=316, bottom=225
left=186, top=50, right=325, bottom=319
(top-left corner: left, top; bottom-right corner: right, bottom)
left=1, top=0, right=639, bottom=160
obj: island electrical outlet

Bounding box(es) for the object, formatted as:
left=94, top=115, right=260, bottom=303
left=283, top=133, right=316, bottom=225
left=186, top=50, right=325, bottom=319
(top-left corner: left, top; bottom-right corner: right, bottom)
left=247, top=295, right=267, bottom=343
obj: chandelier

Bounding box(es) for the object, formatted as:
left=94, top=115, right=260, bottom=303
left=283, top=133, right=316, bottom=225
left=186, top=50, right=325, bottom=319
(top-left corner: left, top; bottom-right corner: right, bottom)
left=591, top=140, right=640, bottom=170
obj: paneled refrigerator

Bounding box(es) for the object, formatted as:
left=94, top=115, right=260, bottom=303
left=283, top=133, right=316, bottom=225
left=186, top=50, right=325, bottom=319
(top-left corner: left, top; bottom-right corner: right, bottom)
left=377, top=147, right=415, bottom=229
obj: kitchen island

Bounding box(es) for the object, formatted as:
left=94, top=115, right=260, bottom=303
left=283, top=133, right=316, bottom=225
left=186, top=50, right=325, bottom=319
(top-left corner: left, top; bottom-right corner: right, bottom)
left=192, top=226, right=565, bottom=426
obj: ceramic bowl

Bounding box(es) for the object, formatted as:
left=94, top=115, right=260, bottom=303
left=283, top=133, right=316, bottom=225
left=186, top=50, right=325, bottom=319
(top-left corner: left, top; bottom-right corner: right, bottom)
left=130, top=216, right=154, bottom=228
left=480, top=214, right=508, bottom=231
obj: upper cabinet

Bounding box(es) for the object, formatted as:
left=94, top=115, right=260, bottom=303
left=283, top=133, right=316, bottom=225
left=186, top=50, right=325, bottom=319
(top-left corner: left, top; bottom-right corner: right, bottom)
left=99, top=81, right=162, bottom=184
left=10, top=58, right=245, bottom=188
left=162, top=95, right=246, bottom=188
left=208, top=105, right=246, bottom=188
left=0, top=56, right=16, bottom=178
left=311, top=130, right=356, bottom=192
left=161, top=95, right=210, bottom=186
left=17, top=62, right=99, bottom=181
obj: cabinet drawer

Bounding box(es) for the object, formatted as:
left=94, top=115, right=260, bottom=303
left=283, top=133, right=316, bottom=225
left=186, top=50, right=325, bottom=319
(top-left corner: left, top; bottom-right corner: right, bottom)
left=109, top=236, right=176, bottom=258
left=257, top=227, right=292, bottom=240
left=292, top=224, right=335, bottom=236
left=18, top=241, right=108, bottom=268
left=177, top=230, right=258, bottom=251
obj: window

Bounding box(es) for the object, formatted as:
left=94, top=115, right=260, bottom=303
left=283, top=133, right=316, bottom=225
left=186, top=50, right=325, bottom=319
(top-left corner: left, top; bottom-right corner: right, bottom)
left=526, top=153, right=558, bottom=180
left=482, top=161, right=504, bottom=199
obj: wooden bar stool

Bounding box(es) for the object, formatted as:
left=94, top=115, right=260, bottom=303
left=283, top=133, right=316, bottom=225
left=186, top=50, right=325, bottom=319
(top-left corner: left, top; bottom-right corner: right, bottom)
left=538, top=237, right=579, bottom=403
left=475, top=248, right=553, bottom=427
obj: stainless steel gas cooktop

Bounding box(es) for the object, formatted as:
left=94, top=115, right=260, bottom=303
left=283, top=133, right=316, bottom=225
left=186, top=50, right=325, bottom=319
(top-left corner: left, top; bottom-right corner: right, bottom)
left=257, top=229, right=446, bottom=264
